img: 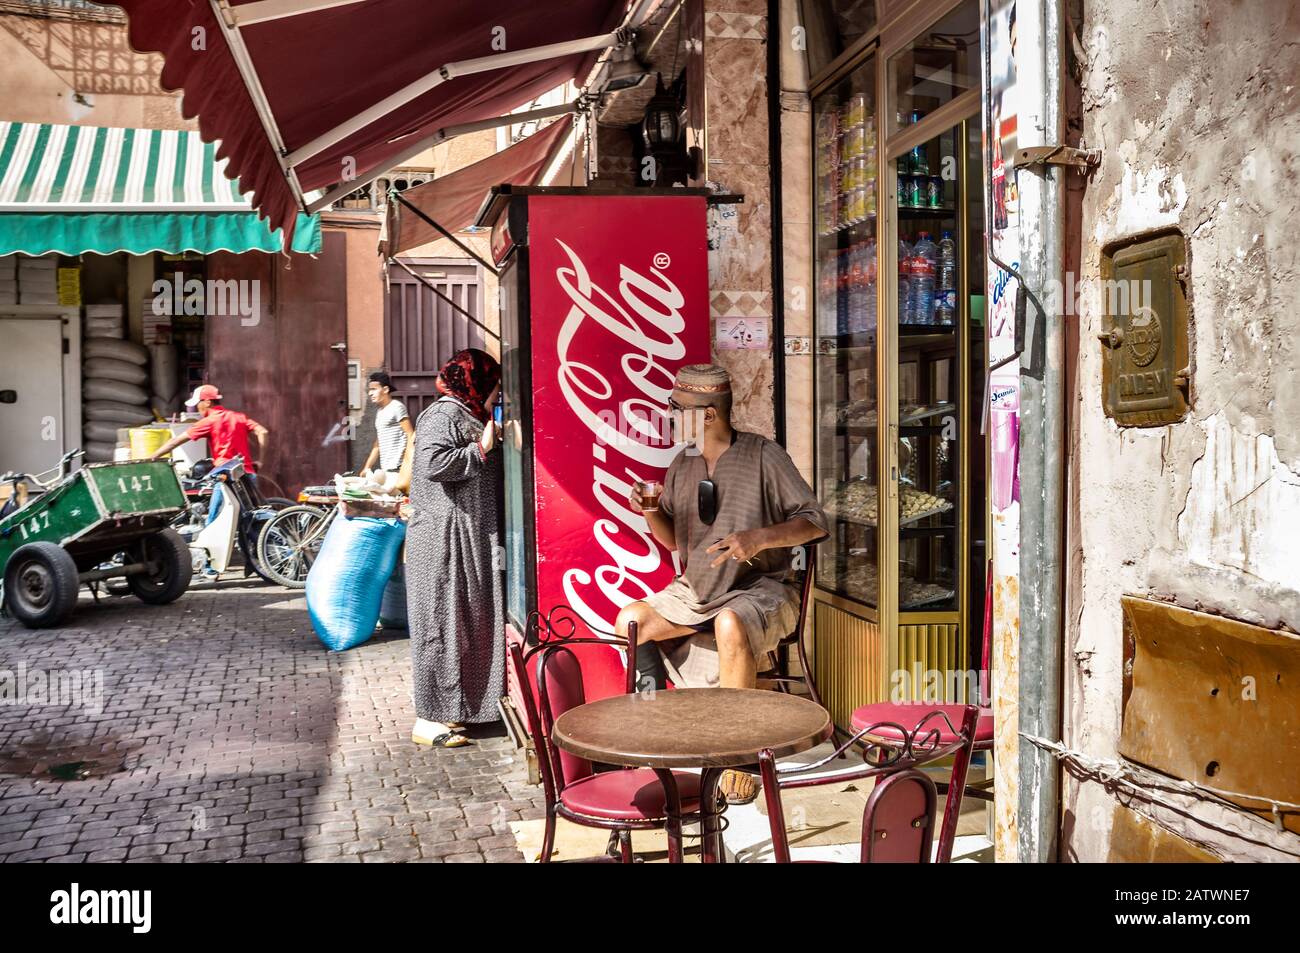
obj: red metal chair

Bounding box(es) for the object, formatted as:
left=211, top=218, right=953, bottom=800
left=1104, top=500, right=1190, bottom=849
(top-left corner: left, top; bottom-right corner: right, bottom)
left=848, top=561, right=998, bottom=806
left=757, top=542, right=822, bottom=705
left=758, top=705, right=979, bottom=863
left=510, top=607, right=716, bottom=863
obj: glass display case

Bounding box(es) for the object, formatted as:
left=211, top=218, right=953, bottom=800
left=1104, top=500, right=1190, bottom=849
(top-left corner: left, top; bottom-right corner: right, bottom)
left=813, top=52, right=880, bottom=611
left=809, top=0, right=984, bottom=725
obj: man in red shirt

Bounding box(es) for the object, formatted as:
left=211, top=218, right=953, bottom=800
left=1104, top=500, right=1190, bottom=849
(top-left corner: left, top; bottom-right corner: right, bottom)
left=151, top=385, right=271, bottom=530
left=150, top=384, right=269, bottom=472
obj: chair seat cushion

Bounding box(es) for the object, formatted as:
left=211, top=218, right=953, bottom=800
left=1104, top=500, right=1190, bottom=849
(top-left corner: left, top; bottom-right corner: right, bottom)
left=560, top=768, right=702, bottom=822
left=850, top=703, right=993, bottom=746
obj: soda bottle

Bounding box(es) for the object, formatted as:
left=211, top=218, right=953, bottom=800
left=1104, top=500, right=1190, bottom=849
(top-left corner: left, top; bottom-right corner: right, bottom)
left=817, top=254, right=838, bottom=337
left=936, top=231, right=957, bottom=325
left=837, top=246, right=850, bottom=335
left=898, top=237, right=912, bottom=325
left=862, top=239, right=878, bottom=335
left=846, top=244, right=861, bottom=333
left=910, top=232, right=938, bottom=324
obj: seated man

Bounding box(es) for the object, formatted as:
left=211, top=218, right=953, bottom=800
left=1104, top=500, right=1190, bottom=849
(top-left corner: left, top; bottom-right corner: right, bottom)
left=618, top=364, right=827, bottom=803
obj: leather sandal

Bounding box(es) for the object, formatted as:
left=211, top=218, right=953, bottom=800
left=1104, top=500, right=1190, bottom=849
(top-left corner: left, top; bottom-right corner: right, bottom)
left=719, top=769, right=759, bottom=805
left=430, top=732, right=470, bottom=748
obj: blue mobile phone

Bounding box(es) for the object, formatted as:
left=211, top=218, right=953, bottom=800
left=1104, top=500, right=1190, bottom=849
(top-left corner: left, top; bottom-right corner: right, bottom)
left=493, top=401, right=503, bottom=426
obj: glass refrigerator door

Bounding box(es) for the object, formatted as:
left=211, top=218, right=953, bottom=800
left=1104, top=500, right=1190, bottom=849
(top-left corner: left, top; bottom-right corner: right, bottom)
left=498, top=258, right=532, bottom=631
left=812, top=54, right=880, bottom=609
left=892, top=119, right=962, bottom=613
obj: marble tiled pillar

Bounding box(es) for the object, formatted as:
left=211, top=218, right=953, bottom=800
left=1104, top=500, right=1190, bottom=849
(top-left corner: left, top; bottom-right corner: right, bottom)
left=702, top=0, right=776, bottom=438
left=775, top=0, right=815, bottom=482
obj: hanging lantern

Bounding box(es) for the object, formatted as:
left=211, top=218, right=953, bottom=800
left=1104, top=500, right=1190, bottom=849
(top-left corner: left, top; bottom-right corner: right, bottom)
left=641, top=73, right=681, bottom=155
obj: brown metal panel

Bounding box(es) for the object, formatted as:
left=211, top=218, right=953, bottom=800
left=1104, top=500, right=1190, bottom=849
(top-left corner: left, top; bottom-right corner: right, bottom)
left=1119, top=595, right=1300, bottom=833
left=384, top=259, right=482, bottom=421
left=1105, top=804, right=1220, bottom=863
left=206, top=232, right=348, bottom=496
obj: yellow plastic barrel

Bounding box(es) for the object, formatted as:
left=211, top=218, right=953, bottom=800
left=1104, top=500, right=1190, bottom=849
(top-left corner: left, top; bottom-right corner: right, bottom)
left=128, top=426, right=170, bottom=459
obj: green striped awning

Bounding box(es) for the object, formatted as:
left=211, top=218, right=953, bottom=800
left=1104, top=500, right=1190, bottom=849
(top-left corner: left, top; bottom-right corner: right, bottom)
left=0, top=121, right=320, bottom=254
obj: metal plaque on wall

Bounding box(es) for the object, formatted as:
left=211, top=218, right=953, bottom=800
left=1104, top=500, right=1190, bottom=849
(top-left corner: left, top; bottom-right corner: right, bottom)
left=1098, top=230, right=1191, bottom=426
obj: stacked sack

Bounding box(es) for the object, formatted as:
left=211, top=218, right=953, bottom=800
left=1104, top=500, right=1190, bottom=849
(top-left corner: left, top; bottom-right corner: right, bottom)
left=140, top=292, right=181, bottom=417
left=17, top=255, right=58, bottom=304
left=82, top=304, right=152, bottom=462
left=0, top=255, right=16, bottom=305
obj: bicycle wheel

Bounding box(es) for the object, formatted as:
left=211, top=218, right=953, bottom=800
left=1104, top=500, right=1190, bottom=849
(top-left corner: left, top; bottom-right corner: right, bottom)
left=255, top=504, right=332, bottom=588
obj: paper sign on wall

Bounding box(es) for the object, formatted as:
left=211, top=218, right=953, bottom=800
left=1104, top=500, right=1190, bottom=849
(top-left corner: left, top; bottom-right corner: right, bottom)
left=716, top=316, right=769, bottom=350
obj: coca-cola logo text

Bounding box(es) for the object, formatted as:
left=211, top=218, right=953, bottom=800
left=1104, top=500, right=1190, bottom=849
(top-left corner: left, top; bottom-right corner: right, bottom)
left=549, top=238, right=688, bottom=638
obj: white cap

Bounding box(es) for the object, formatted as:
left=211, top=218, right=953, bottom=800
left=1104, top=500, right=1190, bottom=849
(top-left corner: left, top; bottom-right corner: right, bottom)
left=184, top=384, right=222, bottom=407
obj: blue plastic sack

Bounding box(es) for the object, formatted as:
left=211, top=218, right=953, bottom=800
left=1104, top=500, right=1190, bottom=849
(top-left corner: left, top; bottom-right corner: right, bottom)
left=379, top=562, right=408, bottom=630
left=306, top=512, right=406, bottom=651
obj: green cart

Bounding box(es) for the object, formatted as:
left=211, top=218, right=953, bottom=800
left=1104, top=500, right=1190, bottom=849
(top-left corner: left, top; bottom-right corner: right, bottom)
left=1, top=454, right=193, bottom=629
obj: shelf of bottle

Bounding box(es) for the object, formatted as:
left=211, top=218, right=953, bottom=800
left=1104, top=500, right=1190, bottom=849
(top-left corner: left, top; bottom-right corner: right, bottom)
left=898, top=205, right=956, bottom=218
left=816, top=214, right=877, bottom=240
left=900, top=424, right=953, bottom=438
left=899, top=322, right=956, bottom=335
left=897, top=331, right=958, bottom=352
left=819, top=402, right=955, bottom=437
left=823, top=422, right=880, bottom=439
left=899, top=524, right=957, bottom=538
left=901, top=589, right=957, bottom=611
left=813, top=330, right=877, bottom=351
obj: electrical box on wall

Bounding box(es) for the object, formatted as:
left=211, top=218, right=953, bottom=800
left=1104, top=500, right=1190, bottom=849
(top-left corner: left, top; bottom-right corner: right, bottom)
left=1098, top=229, right=1191, bottom=426
left=347, top=359, right=362, bottom=411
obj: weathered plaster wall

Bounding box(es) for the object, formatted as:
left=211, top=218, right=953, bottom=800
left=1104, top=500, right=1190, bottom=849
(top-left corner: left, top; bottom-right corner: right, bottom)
left=0, top=12, right=190, bottom=129
left=1066, top=0, right=1300, bottom=861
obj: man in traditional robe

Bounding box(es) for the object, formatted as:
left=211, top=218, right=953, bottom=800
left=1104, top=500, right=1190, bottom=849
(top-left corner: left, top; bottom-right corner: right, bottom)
left=619, top=364, right=827, bottom=801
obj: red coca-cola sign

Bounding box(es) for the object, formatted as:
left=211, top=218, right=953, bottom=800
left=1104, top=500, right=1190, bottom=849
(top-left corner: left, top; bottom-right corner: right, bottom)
left=526, top=194, right=710, bottom=690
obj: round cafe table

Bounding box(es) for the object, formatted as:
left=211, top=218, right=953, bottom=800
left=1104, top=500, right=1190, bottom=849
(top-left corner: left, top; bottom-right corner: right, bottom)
left=551, top=688, right=833, bottom=863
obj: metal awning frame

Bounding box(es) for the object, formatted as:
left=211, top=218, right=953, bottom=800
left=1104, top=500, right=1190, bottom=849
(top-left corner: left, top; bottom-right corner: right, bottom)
left=306, top=98, right=589, bottom=215
left=389, top=190, right=501, bottom=277
left=211, top=0, right=663, bottom=214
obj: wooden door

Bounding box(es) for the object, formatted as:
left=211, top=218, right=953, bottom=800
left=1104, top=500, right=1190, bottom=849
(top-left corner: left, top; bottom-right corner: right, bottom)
left=206, top=232, right=348, bottom=496
left=384, top=258, right=483, bottom=421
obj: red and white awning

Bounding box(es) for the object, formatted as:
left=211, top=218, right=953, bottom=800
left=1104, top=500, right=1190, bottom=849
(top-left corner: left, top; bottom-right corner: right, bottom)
left=106, top=0, right=656, bottom=244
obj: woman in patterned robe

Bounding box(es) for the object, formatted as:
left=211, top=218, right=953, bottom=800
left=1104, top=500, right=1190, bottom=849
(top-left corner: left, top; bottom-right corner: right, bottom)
left=406, top=349, right=502, bottom=748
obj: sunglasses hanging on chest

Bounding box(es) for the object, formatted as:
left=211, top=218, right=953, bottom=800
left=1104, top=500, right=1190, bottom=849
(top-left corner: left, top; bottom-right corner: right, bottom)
left=696, top=432, right=737, bottom=525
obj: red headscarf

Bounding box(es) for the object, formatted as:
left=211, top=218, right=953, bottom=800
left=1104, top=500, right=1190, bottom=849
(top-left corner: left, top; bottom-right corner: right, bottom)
left=435, top=348, right=501, bottom=422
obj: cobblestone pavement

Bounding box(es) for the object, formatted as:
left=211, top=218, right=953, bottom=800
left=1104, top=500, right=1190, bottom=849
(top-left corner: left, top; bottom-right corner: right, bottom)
left=0, top=579, right=541, bottom=862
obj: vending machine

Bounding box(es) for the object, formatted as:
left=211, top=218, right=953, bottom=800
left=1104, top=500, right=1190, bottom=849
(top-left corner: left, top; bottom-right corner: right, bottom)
left=480, top=187, right=714, bottom=712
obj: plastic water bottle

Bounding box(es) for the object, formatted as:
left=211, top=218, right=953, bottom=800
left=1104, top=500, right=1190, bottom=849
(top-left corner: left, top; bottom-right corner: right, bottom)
left=911, top=232, right=938, bottom=324
left=936, top=231, right=957, bottom=325
left=898, top=238, right=912, bottom=324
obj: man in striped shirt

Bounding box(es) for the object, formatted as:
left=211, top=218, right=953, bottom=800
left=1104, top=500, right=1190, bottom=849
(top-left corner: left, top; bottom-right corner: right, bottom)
left=362, top=371, right=413, bottom=477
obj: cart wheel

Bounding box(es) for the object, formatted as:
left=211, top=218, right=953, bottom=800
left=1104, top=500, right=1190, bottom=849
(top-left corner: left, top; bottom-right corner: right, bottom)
left=3, top=542, right=80, bottom=628
left=126, top=528, right=194, bottom=605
